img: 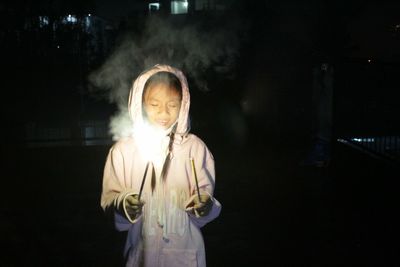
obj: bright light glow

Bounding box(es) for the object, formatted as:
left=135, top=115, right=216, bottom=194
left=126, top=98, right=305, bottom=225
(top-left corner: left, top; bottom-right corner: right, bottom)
left=134, top=122, right=169, bottom=163
left=367, top=59, right=372, bottom=63
left=88, top=13, right=91, bottom=17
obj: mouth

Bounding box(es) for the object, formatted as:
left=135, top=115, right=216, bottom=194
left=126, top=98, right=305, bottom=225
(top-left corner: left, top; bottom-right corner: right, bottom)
left=156, top=119, right=169, bottom=127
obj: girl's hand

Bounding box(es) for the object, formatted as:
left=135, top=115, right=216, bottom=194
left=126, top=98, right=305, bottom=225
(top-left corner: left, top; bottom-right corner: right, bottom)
left=124, top=194, right=144, bottom=220
left=186, top=194, right=213, bottom=217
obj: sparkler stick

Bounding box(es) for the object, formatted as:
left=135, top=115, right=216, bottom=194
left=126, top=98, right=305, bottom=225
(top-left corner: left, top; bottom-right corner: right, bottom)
left=190, top=157, right=202, bottom=203
left=138, top=162, right=150, bottom=201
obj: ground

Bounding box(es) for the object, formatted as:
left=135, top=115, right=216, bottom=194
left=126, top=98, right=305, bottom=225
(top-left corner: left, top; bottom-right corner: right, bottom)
left=1, top=136, right=399, bottom=266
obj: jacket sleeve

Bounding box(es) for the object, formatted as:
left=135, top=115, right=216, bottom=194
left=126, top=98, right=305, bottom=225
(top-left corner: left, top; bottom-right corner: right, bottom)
left=100, top=144, right=140, bottom=230
left=186, top=141, right=222, bottom=228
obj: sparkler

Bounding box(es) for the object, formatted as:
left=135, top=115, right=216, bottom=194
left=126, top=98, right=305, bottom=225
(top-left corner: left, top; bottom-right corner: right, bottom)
left=138, top=162, right=150, bottom=200
left=135, top=122, right=177, bottom=201
left=190, top=157, right=202, bottom=203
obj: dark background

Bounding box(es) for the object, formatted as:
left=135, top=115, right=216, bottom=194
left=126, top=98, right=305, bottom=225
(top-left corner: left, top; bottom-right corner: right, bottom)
left=1, top=0, right=399, bottom=266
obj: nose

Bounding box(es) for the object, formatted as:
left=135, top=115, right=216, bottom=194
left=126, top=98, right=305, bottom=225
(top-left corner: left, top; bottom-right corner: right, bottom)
left=158, top=104, right=170, bottom=115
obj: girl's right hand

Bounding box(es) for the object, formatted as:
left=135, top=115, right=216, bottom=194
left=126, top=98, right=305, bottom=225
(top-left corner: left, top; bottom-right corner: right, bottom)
left=124, top=194, right=144, bottom=220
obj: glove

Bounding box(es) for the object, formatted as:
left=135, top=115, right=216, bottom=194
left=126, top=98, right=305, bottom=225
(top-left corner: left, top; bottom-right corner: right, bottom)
left=123, top=194, right=144, bottom=221
left=186, top=194, right=213, bottom=217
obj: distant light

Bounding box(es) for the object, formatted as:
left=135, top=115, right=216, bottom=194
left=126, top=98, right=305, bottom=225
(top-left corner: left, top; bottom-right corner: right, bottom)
left=149, top=3, right=160, bottom=12
left=57, top=45, right=60, bottom=49
left=351, top=137, right=375, bottom=143
left=367, top=59, right=372, bottom=63
left=395, top=24, right=400, bottom=29
left=88, top=13, right=91, bottom=17
left=39, top=16, right=49, bottom=28
left=171, top=0, right=188, bottom=14
left=85, top=16, right=91, bottom=29
left=64, top=14, right=78, bottom=24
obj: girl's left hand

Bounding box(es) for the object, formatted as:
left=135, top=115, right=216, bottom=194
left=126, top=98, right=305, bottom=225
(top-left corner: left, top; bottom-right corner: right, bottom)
left=186, top=194, right=213, bottom=217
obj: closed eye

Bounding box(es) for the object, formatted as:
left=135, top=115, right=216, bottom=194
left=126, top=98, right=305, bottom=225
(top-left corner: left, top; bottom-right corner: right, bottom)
left=168, top=101, right=180, bottom=108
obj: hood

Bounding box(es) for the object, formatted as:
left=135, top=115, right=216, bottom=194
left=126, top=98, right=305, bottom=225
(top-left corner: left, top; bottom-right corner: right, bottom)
left=128, top=64, right=191, bottom=138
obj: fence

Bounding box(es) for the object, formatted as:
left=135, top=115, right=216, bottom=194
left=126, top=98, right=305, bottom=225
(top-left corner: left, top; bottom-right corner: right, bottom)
left=334, top=59, right=400, bottom=165
left=25, top=120, right=113, bottom=147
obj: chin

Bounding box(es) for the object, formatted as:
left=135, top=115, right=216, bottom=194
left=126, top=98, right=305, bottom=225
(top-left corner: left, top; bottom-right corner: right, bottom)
left=154, top=123, right=170, bottom=130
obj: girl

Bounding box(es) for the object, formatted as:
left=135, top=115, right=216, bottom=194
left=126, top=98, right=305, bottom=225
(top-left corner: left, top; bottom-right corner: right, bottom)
left=101, top=64, right=221, bottom=267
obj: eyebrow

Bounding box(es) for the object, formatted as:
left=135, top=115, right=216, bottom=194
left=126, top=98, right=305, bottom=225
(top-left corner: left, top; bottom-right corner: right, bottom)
left=146, top=97, right=181, bottom=102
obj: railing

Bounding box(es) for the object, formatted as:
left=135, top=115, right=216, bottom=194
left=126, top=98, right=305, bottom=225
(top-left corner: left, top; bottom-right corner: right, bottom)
left=338, top=136, right=400, bottom=164
left=334, top=59, right=400, bottom=165
left=25, top=120, right=113, bottom=147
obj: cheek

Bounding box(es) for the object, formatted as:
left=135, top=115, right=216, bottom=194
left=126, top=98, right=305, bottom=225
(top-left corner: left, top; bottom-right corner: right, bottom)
left=173, top=107, right=181, bottom=119
left=172, top=112, right=178, bottom=120
left=143, top=106, right=156, bottom=118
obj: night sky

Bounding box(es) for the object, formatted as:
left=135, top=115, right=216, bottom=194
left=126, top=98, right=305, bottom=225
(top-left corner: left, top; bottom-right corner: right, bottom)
left=92, top=0, right=400, bottom=59
left=2, top=1, right=399, bottom=122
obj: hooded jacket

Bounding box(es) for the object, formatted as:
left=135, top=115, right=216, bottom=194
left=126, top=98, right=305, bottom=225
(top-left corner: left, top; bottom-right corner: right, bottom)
left=101, top=64, right=221, bottom=267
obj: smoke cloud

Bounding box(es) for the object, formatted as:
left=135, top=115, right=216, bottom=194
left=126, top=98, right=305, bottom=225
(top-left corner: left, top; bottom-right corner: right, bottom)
left=89, top=14, right=246, bottom=140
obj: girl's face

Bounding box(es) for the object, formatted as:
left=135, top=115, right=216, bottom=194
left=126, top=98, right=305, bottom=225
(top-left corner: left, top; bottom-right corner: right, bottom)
left=143, top=83, right=182, bottom=129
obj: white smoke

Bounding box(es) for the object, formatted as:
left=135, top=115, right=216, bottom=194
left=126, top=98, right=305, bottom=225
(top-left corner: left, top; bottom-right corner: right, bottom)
left=89, top=14, right=246, bottom=140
